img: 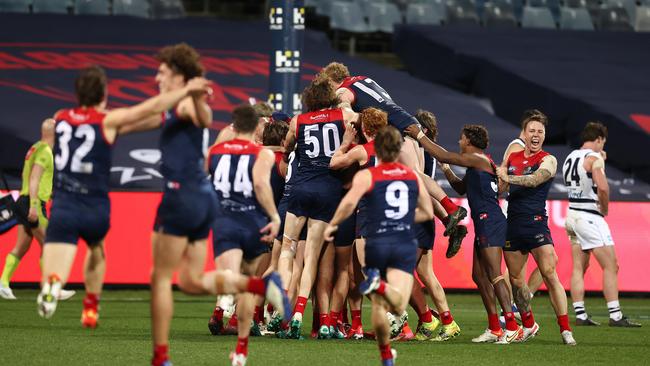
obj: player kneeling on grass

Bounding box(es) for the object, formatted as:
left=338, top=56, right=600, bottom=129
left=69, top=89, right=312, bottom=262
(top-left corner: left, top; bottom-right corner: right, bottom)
left=325, top=126, right=433, bottom=366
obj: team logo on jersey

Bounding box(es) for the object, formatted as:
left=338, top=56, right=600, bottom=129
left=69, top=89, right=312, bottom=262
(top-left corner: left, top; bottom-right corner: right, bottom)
left=508, top=166, right=516, bottom=174
left=535, top=233, right=545, bottom=243
left=479, top=213, right=488, bottom=220
left=533, top=215, right=543, bottom=221
left=274, top=50, right=300, bottom=73
left=269, top=7, right=283, bottom=30
left=505, top=241, right=511, bottom=248
left=523, top=166, right=534, bottom=175
left=309, top=113, right=327, bottom=120
left=490, top=181, right=498, bottom=193
left=382, top=167, right=407, bottom=176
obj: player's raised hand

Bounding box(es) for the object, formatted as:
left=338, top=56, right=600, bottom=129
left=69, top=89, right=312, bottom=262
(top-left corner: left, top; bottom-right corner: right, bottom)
left=343, top=123, right=357, bottom=145
left=260, top=219, right=280, bottom=244
left=323, top=224, right=338, bottom=242
left=185, top=77, right=212, bottom=97
left=404, top=124, right=422, bottom=139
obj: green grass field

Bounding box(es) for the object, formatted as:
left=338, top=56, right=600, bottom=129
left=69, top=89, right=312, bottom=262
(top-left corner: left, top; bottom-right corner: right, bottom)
left=1, top=290, right=648, bottom=365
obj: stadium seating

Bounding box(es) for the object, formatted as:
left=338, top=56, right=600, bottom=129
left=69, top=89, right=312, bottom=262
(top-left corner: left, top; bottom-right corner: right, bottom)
left=113, top=0, right=151, bottom=18
left=330, top=1, right=370, bottom=32
left=151, top=0, right=184, bottom=19
left=405, top=2, right=446, bottom=25
left=367, top=2, right=402, bottom=33
left=635, top=6, right=650, bottom=31
left=74, top=0, right=110, bottom=15
left=483, top=2, right=518, bottom=27
left=492, top=0, right=524, bottom=20
left=32, top=0, right=70, bottom=14
left=563, top=0, right=588, bottom=8
left=559, top=7, right=595, bottom=29
left=446, top=0, right=481, bottom=26
left=528, top=0, right=561, bottom=21
left=0, top=0, right=31, bottom=13
left=521, top=6, right=556, bottom=28
left=606, top=0, right=637, bottom=23
left=597, top=7, right=633, bottom=30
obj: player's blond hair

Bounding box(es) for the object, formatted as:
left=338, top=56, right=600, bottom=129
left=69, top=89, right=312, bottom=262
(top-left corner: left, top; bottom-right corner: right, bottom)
left=320, top=62, right=350, bottom=83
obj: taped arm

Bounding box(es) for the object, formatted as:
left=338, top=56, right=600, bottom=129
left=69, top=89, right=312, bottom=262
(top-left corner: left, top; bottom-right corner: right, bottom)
left=505, top=155, right=557, bottom=188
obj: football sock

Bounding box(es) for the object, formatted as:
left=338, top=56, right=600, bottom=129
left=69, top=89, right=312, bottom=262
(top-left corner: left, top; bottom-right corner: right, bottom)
left=246, top=277, right=265, bottom=296
left=351, top=310, right=362, bottom=328
left=319, top=313, right=330, bottom=328
left=440, top=197, right=459, bottom=215
left=440, top=311, right=453, bottom=326
left=557, top=314, right=571, bottom=332
left=520, top=310, right=536, bottom=328
left=235, top=337, right=248, bottom=356
left=376, top=281, right=386, bottom=296
left=488, top=313, right=501, bottom=332
left=83, top=293, right=99, bottom=311
left=504, top=311, right=518, bottom=331
left=379, top=343, right=393, bottom=361
left=419, top=308, right=433, bottom=323
left=572, top=301, right=588, bottom=320
left=1, top=253, right=19, bottom=287
left=152, top=344, right=169, bottom=366
left=294, top=296, right=308, bottom=317
left=607, top=300, right=623, bottom=321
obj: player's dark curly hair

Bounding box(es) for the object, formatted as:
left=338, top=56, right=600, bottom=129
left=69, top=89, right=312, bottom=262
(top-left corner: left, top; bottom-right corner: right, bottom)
left=263, top=120, right=289, bottom=147
left=521, top=109, right=548, bottom=130
left=374, top=126, right=402, bottom=163
left=232, top=104, right=259, bottom=133
left=75, top=65, right=107, bottom=107
left=461, top=124, right=489, bottom=150
left=414, top=109, right=438, bottom=141
left=302, top=76, right=339, bottom=112
left=581, top=121, right=608, bottom=143
left=155, top=43, right=204, bottom=81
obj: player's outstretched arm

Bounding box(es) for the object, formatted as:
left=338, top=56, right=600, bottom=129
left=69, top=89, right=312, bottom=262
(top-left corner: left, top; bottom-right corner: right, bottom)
left=324, top=170, right=371, bottom=241
left=405, top=125, right=485, bottom=169
left=438, top=163, right=466, bottom=195
left=105, top=77, right=211, bottom=135
left=253, top=148, right=282, bottom=242
left=414, top=175, right=434, bottom=223
left=587, top=155, right=609, bottom=216
left=497, top=155, right=557, bottom=188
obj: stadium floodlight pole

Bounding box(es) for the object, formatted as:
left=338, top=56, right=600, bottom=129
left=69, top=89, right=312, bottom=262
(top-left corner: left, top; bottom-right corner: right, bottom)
left=268, top=0, right=304, bottom=116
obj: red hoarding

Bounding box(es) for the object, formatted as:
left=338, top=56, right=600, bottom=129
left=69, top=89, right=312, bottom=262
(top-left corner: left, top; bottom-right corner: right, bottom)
left=1, top=192, right=649, bottom=292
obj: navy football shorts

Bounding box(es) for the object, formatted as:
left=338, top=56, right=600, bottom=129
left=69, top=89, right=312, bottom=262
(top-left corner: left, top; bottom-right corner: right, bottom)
left=276, top=188, right=307, bottom=242
left=472, top=211, right=507, bottom=249
left=412, top=221, right=435, bottom=251
left=365, top=233, right=417, bottom=279
left=505, top=214, right=554, bottom=252
left=154, top=180, right=219, bottom=242
left=45, top=193, right=110, bottom=246
left=287, top=174, right=342, bottom=222
left=334, top=212, right=356, bottom=247
left=213, top=211, right=269, bottom=260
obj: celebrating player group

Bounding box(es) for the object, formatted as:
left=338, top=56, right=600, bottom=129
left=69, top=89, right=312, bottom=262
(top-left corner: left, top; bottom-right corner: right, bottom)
left=1, top=44, right=640, bottom=366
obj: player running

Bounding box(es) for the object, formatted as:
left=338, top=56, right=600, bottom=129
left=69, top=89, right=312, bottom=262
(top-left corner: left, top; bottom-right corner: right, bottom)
left=208, top=104, right=291, bottom=365
left=325, top=125, right=434, bottom=365
left=35, top=65, right=211, bottom=326
left=563, top=122, right=640, bottom=328
left=0, top=119, right=74, bottom=301
left=406, top=123, right=522, bottom=344
left=495, top=111, right=576, bottom=345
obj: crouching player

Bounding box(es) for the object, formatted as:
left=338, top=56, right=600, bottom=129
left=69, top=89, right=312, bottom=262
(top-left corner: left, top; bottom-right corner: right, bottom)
left=325, top=126, right=433, bottom=365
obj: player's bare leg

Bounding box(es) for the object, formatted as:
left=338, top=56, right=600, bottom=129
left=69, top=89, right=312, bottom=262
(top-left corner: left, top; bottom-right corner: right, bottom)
left=81, top=242, right=106, bottom=328
left=316, top=242, right=334, bottom=339
left=481, top=247, right=522, bottom=344
left=570, top=243, right=597, bottom=325
left=279, top=212, right=306, bottom=291
left=418, top=250, right=460, bottom=341
left=288, top=240, right=305, bottom=304
left=527, top=268, right=543, bottom=295
left=330, top=244, right=352, bottom=338
left=37, top=243, right=77, bottom=319
left=530, top=245, right=575, bottom=344
left=231, top=256, right=263, bottom=365
left=348, top=241, right=365, bottom=339
left=591, top=246, right=639, bottom=327
left=288, top=219, right=328, bottom=338
left=471, top=248, right=503, bottom=343
left=371, top=296, right=396, bottom=366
